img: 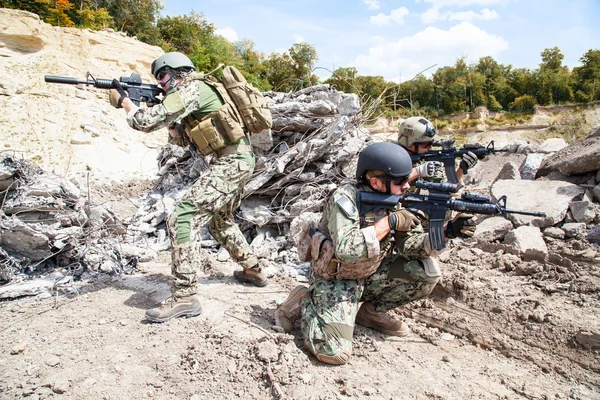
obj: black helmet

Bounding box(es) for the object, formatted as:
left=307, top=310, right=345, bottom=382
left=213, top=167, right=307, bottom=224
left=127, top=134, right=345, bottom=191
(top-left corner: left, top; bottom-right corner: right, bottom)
left=356, top=142, right=413, bottom=182
left=151, top=52, right=195, bottom=79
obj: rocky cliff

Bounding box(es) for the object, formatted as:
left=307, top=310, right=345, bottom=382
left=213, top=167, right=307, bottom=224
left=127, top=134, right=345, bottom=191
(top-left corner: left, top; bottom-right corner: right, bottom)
left=0, top=8, right=165, bottom=187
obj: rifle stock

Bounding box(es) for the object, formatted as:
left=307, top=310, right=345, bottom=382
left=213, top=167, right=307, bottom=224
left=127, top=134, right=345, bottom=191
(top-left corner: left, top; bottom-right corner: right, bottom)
left=358, top=180, right=546, bottom=250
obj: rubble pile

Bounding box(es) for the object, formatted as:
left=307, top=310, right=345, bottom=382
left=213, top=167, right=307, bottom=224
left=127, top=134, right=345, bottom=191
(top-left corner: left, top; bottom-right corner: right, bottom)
left=128, top=84, right=367, bottom=280
left=0, top=155, right=142, bottom=295
left=1, top=84, right=600, bottom=297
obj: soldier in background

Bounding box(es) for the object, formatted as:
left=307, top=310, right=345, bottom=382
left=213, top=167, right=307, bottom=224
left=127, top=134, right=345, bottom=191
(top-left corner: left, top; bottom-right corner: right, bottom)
left=397, top=116, right=478, bottom=184
left=109, top=52, right=268, bottom=323
left=274, top=142, right=477, bottom=365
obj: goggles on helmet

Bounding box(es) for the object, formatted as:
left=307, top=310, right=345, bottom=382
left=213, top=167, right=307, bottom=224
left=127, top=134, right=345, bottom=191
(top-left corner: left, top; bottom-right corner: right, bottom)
left=418, top=118, right=436, bottom=138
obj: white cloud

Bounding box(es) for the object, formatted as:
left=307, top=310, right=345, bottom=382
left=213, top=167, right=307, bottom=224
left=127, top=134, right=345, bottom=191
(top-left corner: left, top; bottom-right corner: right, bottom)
left=422, top=7, right=499, bottom=22
left=422, top=0, right=504, bottom=6
left=363, top=0, right=380, bottom=10
left=370, top=7, right=410, bottom=26
left=215, top=27, right=238, bottom=42
left=352, top=21, right=509, bottom=81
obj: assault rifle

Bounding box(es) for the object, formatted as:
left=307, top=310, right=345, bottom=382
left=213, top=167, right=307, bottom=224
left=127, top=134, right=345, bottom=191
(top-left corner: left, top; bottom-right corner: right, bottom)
left=44, top=72, right=164, bottom=106
left=411, top=140, right=509, bottom=184
left=358, top=180, right=546, bottom=250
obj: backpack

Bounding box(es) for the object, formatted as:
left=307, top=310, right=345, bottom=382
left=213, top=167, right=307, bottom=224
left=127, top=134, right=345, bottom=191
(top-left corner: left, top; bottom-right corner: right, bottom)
left=202, top=65, right=272, bottom=134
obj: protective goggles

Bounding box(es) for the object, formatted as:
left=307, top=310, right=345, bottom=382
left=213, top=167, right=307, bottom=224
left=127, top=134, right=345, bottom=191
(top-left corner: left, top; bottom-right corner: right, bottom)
left=156, top=68, right=171, bottom=81
left=418, top=118, right=436, bottom=138
left=384, top=175, right=410, bottom=186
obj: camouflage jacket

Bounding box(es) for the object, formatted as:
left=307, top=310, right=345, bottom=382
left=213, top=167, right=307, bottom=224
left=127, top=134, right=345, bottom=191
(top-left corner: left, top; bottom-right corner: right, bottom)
left=318, top=183, right=434, bottom=267
left=125, top=78, right=223, bottom=141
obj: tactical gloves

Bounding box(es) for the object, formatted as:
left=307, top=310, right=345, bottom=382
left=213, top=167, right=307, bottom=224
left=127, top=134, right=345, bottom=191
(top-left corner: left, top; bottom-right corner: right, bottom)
left=388, top=209, right=421, bottom=232
left=416, top=161, right=443, bottom=178
left=459, top=151, right=478, bottom=174
left=109, top=79, right=128, bottom=108
left=445, top=213, right=477, bottom=238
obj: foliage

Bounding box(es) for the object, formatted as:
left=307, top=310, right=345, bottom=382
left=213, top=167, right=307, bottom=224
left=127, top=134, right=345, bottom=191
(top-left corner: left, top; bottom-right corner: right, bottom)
left=4, top=1, right=600, bottom=116
left=263, top=42, right=318, bottom=92
left=78, top=7, right=113, bottom=30
left=509, top=94, right=537, bottom=112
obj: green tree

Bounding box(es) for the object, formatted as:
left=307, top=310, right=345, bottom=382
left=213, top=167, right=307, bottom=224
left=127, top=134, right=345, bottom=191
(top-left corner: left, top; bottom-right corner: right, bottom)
left=263, top=52, right=295, bottom=91
left=156, top=12, right=214, bottom=54
left=263, top=43, right=318, bottom=92
left=235, top=39, right=270, bottom=90
left=540, top=46, right=564, bottom=72
left=78, top=7, right=113, bottom=29
left=536, top=47, right=573, bottom=104
left=356, top=75, right=388, bottom=106
left=324, top=67, right=359, bottom=93
left=103, top=0, right=162, bottom=43
left=289, top=42, right=319, bottom=89
left=572, top=49, right=600, bottom=101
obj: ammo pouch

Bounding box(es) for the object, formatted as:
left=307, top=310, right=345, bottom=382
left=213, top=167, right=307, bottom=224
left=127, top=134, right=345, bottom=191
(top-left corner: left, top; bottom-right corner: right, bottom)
left=296, top=223, right=386, bottom=280
left=185, top=103, right=245, bottom=156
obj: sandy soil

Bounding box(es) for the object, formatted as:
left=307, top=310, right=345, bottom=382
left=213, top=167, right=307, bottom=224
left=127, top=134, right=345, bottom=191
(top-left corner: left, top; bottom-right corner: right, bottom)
left=1, top=148, right=599, bottom=400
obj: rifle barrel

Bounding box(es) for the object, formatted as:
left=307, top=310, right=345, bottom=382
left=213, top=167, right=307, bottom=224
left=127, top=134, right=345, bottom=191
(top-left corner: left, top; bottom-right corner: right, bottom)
left=44, top=75, right=84, bottom=85
left=503, top=208, right=546, bottom=217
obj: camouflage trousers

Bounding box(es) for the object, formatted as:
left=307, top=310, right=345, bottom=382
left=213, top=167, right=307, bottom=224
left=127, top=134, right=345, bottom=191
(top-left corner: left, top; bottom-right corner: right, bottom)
left=300, top=255, right=440, bottom=359
left=166, top=153, right=257, bottom=297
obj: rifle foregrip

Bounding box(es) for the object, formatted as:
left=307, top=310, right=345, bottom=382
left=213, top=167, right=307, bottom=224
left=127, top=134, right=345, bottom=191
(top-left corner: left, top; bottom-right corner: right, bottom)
left=448, top=199, right=499, bottom=214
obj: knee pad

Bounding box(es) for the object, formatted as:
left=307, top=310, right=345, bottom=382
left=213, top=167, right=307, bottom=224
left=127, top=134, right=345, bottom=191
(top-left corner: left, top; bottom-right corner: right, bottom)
left=421, top=257, right=441, bottom=278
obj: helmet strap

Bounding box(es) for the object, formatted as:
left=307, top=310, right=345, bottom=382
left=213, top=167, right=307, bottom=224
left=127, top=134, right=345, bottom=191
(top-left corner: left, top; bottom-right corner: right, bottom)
left=384, top=178, right=392, bottom=194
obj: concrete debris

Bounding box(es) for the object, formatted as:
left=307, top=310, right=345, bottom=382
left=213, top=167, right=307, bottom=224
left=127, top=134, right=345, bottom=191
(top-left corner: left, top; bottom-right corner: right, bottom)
left=1, top=86, right=600, bottom=299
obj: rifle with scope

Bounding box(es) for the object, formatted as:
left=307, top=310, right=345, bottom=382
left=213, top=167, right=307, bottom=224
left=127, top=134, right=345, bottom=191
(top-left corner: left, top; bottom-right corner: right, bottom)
left=44, top=72, right=164, bottom=106
left=358, top=180, right=546, bottom=250
left=411, top=140, right=509, bottom=184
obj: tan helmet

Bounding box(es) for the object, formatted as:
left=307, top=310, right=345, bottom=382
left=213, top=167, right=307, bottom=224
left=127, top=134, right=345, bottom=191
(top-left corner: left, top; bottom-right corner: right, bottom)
left=151, top=52, right=195, bottom=79
left=397, top=117, right=436, bottom=147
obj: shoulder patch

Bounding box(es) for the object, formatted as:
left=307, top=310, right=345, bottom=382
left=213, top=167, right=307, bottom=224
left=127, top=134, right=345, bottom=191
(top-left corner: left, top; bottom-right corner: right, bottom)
left=336, top=196, right=357, bottom=217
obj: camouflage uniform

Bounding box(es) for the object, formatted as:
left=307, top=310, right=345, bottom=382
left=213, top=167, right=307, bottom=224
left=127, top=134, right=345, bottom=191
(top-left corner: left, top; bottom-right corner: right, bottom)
left=126, top=79, right=257, bottom=297
left=300, top=183, right=440, bottom=359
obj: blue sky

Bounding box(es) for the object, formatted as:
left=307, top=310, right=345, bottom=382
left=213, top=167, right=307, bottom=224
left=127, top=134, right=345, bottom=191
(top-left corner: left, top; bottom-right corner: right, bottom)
left=161, top=0, right=600, bottom=82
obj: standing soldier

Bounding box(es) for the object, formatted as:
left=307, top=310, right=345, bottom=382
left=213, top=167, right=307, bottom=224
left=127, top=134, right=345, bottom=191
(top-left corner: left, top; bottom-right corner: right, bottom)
left=109, top=52, right=267, bottom=323
left=274, top=142, right=477, bottom=365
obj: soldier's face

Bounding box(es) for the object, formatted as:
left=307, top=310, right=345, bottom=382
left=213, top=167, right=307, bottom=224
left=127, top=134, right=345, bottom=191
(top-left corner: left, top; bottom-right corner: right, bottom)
left=372, top=177, right=410, bottom=195
left=415, top=142, right=433, bottom=154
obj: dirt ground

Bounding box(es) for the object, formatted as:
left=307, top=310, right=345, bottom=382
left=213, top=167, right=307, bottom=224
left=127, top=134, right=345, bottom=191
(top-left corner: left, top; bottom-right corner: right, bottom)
left=1, top=133, right=599, bottom=400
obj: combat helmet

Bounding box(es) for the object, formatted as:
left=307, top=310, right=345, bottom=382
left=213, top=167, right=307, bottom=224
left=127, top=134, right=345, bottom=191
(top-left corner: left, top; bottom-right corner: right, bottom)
left=397, top=117, right=436, bottom=147
left=356, top=142, right=413, bottom=182
left=151, top=52, right=195, bottom=79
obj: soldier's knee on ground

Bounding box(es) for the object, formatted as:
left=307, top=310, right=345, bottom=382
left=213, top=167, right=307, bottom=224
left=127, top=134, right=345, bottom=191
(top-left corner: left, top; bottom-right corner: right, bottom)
left=418, top=257, right=441, bottom=298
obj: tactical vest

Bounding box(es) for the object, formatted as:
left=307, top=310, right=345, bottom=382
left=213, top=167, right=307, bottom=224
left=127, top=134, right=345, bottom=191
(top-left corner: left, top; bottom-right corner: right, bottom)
left=183, top=66, right=272, bottom=156
left=296, top=189, right=391, bottom=280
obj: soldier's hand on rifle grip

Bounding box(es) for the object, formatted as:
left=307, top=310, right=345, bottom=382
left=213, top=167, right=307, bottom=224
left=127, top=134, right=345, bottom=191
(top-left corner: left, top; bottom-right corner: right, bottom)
left=417, top=161, right=443, bottom=178
left=445, top=213, right=477, bottom=238
left=388, top=209, right=421, bottom=232
left=459, top=151, right=478, bottom=174
left=109, top=79, right=128, bottom=109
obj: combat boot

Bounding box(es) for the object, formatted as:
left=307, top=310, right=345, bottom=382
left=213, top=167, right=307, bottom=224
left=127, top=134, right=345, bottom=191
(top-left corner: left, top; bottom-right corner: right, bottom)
left=145, top=295, right=202, bottom=323
left=275, top=285, right=309, bottom=333
left=316, top=351, right=351, bottom=365
left=233, top=267, right=268, bottom=287
left=356, top=302, right=410, bottom=337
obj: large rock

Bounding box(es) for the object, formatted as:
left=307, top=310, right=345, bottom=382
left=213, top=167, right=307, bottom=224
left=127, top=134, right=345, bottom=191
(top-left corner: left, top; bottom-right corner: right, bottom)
left=504, top=226, right=548, bottom=256
left=536, top=136, right=600, bottom=176
left=491, top=180, right=585, bottom=228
